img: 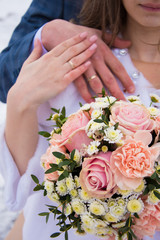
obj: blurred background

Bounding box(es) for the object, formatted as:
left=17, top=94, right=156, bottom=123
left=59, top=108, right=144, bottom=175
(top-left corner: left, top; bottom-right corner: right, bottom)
left=0, top=0, right=31, bottom=239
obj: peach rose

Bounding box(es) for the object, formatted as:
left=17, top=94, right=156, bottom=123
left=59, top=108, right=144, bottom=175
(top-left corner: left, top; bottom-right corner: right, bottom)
left=110, top=101, right=155, bottom=136
left=133, top=201, right=160, bottom=239
left=79, top=152, right=117, bottom=199
left=51, top=110, right=91, bottom=152
left=110, top=131, right=160, bottom=190
left=41, top=144, right=66, bottom=181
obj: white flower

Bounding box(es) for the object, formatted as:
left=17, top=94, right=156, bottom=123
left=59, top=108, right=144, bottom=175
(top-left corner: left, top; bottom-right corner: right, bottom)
left=91, top=101, right=109, bottom=109
left=81, top=103, right=91, bottom=111
left=70, top=189, right=78, bottom=198
left=87, top=141, right=100, bottom=155
left=73, top=150, right=81, bottom=165
left=86, top=120, right=105, bottom=133
left=104, top=126, right=123, bottom=143
left=56, top=180, right=68, bottom=196
left=81, top=214, right=94, bottom=228
left=127, top=199, right=144, bottom=213
left=104, top=212, right=119, bottom=223
left=127, top=95, right=141, bottom=102
left=51, top=113, right=59, bottom=121
left=110, top=205, right=125, bottom=218
left=71, top=198, right=86, bottom=215
left=91, top=109, right=103, bottom=119
left=148, top=107, right=160, bottom=117
left=89, top=201, right=106, bottom=216
left=74, top=176, right=81, bottom=188
left=66, top=177, right=75, bottom=191
left=79, top=189, right=91, bottom=201
left=47, top=192, right=60, bottom=203
left=44, top=180, right=54, bottom=193
left=150, top=93, right=160, bottom=103
left=65, top=204, right=73, bottom=215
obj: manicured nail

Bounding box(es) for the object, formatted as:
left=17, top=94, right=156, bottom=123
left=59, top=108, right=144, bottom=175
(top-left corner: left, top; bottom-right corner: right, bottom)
left=80, top=32, right=88, bottom=38
left=89, top=43, right=97, bottom=50
left=90, top=35, right=98, bottom=42
left=84, top=61, right=91, bottom=67
left=128, top=86, right=135, bottom=93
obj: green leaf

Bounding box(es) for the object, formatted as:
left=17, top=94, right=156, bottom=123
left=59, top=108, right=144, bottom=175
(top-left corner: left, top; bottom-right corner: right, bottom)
left=58, top=160, right=71, bottom=168
left=33, top=185, right=44, bottom=191
left=134, top=213, right=139, bottom=219
left=61, top=107, right=66, bottom=117
left=70, top=149, right=76, bottom=161
left=153, top=190, right=160, bottom=199
left=46, top=214, right=49, bottom=223
left=114, top=122, right=119, bottom=130
left=93, top=119, right=104, bottom=123
left=38, top=212, right=49, bottom=216
left=151, top=171, right=157, bottom=179
left=148, top=184, right=155, bottom=191
left=45, top=168, right=57, bottom=174
left=119, top=226, right=130, bottom=234
left=143, top=187, right=149, bottom=195
left=52, top=152, right=65, bottom=160
left=38, top=131, right=51, bottom=138
left=58, top=170, right=69, bottom=181
left=65, top=231, right=68, bottom=240
left=102, top=87, right=106, bottom=97
left=128, top=232, right=133, bottom=240
left=50, top=232, right=61, bottom=238
left=51, top=108, right=60, bottom=113
left=79, top=102, right=83, bottom=107
left=31, top=174, right=39, bottom=184
left=70, top=162, right=77, bottom=171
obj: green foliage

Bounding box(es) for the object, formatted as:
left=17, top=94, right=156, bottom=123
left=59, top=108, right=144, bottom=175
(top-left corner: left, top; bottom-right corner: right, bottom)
left=38, top=131, right=51, bottom=138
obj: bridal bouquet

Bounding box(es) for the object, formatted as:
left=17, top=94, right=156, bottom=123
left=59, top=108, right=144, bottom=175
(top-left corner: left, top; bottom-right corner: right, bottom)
left=32, top=91, right=160, bottom=240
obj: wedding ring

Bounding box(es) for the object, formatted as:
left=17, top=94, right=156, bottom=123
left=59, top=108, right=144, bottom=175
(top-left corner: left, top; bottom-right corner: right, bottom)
left=88, top=74, right=97, bottom=81
left=68, top=60, right=75, bottom=70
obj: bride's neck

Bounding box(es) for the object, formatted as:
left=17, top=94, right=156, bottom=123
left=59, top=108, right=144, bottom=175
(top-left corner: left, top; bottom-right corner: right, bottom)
left=122, top=17, right=160, bottom=63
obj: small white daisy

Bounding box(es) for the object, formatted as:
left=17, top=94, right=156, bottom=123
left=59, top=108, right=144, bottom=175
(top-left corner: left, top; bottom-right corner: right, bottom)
left=104, top=126, right=123, bottom=143
left=87, top=141, right=100, bottom=155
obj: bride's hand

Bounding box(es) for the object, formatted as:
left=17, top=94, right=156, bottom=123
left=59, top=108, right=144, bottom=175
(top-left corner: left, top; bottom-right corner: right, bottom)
left=11, top=32, right=97, bottom=110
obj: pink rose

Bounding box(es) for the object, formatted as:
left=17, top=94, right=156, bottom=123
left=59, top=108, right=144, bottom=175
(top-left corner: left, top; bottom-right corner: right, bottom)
left=133, top=201, right=160, bottom=239
left=110, top=131, right=160, bottom=190
left=156, top=115, right=160, bottom=130
left=51, top=110, right=91, bottom=152
left=110, top=101, right=155, bottom=136
left=79, top=152, right=117, bottom=199
left=41, top=144, right=66, bottom=181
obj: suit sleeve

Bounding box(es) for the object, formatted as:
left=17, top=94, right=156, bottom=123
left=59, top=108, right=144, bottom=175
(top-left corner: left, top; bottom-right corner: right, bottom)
left=0, top=0, right=64, bottom=103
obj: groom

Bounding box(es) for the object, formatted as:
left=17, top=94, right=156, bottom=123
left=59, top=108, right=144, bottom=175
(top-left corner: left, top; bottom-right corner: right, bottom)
left=0, top=0, right=135, bottom=103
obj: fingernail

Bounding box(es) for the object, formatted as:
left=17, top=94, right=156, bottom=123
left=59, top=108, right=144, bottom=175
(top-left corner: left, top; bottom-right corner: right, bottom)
left=80, top=32, right=88, bottom=38
left=89, top=35, right=98, bottom=42
left=84, top=61, right=91, bottom=67
left=128, top=86, right=135, bottom=93
left=89, top=43, right=97, bottom=50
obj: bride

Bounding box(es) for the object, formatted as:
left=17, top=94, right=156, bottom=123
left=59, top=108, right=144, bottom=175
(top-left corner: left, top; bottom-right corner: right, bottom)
left=1, top=0, right=160, bottom=239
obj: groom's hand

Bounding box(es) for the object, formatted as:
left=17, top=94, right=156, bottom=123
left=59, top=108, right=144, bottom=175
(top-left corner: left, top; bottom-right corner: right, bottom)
left=42, top=19, right=135, bottom=102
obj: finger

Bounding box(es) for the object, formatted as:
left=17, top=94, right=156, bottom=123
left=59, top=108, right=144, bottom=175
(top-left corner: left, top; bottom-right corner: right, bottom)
left=64, top=43, right=97, bottom=72
left=24, top=39, right=43, bottom=64
left=60, top=35, right=98, bottom=63
left=94, top=61, right=126, bottom=100
left=49, top=32, right=88, bottom=57
left=103, top=33, right=131, bottom=48
left=74, top=76, right=93, bottom=103
left=102, top=46, right=135, bottom=93
left=84, top=66, right=103, bottom=95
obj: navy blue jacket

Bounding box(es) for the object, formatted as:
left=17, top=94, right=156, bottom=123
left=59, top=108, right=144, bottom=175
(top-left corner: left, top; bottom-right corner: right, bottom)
left=0, top=0, right=83, bottom=102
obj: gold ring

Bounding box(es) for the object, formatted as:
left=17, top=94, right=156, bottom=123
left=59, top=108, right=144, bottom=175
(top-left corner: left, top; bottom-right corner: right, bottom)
left=68, top=60, right=75, bottom=70
left=88, top=74, right=97, bottom=81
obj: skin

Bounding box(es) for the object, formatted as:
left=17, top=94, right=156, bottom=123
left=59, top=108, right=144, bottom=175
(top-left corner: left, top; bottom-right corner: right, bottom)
left=41, top=19, right=135, bottom=101
left=5, top=33, right=97, bottom=175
